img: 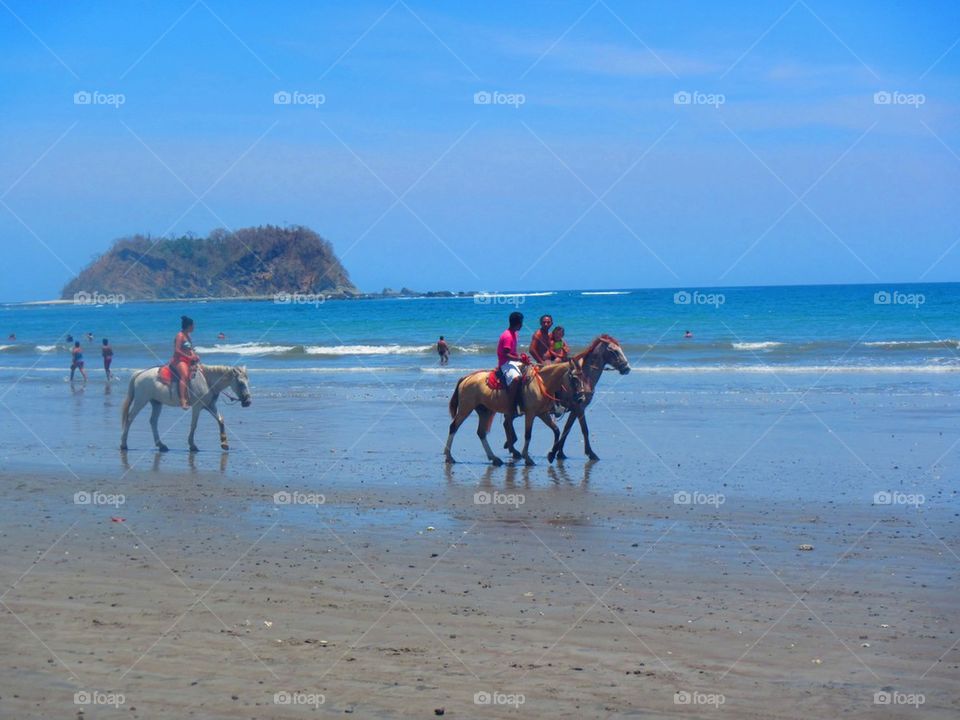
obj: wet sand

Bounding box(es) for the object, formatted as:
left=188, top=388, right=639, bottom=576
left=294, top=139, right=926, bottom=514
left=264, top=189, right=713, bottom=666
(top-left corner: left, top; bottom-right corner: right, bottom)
left=0, top=456, right=956, bottom=718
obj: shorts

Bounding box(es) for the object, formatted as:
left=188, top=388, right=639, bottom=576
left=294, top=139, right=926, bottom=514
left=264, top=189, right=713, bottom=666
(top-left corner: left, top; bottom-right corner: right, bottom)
left=499, top=361, right=522, bottom=386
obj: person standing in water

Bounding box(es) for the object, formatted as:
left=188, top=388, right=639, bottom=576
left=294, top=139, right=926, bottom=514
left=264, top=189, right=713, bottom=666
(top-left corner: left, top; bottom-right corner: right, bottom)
left=171, top=316, right=200, bottom=409
left=437, top=336, right=450, bottom=365
left=70, top=341, right=88, bottom=382
left=101, top=338, right=114, bottom=380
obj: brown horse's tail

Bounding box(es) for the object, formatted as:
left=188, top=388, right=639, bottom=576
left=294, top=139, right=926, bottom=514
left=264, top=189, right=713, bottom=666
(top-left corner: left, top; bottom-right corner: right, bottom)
left=121, top=374, right=136, bottom=427
left=449, top=376, right=466, bottom=419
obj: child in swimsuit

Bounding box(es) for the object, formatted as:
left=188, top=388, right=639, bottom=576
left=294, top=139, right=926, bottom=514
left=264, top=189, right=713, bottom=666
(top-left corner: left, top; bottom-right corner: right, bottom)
left=70, top=341, right=88, bottom=382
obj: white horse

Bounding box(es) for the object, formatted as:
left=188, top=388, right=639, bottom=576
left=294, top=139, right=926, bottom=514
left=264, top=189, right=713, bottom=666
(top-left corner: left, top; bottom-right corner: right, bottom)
left=120, top=364, right=252, bottom=452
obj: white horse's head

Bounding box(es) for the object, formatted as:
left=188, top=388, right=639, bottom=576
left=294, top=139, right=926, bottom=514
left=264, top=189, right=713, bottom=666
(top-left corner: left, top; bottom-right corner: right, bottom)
left=231, top=366, right=252, bottom=407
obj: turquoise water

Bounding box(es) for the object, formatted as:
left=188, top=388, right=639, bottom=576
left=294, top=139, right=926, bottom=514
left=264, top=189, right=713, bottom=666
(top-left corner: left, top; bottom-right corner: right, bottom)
left=1, top=284, right=956, bottom=383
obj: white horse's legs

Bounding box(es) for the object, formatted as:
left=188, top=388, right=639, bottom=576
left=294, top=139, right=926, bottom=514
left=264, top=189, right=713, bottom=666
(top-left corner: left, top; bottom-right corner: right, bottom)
left=207, top=403, right=228, bottom=450
left=188, top=404, right=202, bottom=451
left=148, top=400, right=168, bottom=452
left=121, top=396, right=149, bottom=450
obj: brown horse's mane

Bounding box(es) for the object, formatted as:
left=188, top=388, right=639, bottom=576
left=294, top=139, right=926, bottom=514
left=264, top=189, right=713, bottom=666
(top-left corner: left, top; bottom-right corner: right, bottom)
left=573, top=334, right=620, bottom=362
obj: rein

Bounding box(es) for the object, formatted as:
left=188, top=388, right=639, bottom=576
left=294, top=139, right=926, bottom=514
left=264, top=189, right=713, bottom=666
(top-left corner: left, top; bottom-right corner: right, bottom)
left=200, top=365, right=242, bottom=402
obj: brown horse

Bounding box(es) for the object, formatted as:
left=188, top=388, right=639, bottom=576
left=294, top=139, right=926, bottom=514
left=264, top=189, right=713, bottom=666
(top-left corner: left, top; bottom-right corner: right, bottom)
left=547, top=335, right=631, bottom=463
left=444, top=360, right=585, bottom=466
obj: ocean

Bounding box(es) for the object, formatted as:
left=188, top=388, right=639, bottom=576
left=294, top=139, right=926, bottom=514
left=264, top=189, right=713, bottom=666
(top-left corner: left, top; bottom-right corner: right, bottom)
left=2, top=283, right=957, bottom=387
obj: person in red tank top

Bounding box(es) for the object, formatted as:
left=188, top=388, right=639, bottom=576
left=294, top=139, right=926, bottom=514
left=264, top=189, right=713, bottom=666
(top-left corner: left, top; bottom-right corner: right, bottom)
left=171, top=315, right=200, bottom=409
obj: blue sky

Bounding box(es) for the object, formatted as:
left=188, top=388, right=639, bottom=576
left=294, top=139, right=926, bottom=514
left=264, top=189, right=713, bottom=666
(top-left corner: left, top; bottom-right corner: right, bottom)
left=1, top=0, right=958, bottom=301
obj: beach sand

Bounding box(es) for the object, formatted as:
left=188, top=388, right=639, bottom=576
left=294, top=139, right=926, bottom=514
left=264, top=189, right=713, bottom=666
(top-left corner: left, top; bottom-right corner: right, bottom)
left=0, top=456, right=956, bottom=718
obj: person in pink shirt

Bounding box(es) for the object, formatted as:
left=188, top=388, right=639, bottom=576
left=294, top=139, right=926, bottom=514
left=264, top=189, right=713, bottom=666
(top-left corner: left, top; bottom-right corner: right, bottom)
left=497, top=311, right=529, bottom=416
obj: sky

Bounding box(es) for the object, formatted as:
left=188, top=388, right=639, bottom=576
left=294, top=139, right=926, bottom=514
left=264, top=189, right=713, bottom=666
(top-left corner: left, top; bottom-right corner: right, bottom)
left=0, top=0, right=958, bottom=301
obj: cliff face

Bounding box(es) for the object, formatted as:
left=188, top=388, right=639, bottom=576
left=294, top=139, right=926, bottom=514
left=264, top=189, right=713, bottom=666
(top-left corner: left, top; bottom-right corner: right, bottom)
left=61, top=225, right=358, bottom=300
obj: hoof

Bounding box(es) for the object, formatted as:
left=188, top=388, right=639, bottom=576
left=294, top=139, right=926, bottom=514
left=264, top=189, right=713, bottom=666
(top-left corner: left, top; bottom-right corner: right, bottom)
left=547, top=451, right=556, bottom=463
left=510, top=450, right=522, bottom=460
left=189, top=445, right=199, bottom=453
left=556, top=452, right=568, bottom=461
left=445, top=456, right=457, bottom=464
left=491, top=457, right=504, bottom=467
left=524, top=457, right=536, bottom=467
left=157, top=444, right=169, bottom=453
left=120, top=444, right=128, bottom=452
left=587, top=453, right=600, bottom=461
left=220, top=443, right=229, bottom=451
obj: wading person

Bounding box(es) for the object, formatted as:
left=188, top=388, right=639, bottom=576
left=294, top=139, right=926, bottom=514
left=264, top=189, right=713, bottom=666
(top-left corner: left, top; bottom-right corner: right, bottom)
left=437, top=335, right=450, bottom=365
left=101, top=338, right=114, bottom=380
left=70, top=341, right=87, bottom=382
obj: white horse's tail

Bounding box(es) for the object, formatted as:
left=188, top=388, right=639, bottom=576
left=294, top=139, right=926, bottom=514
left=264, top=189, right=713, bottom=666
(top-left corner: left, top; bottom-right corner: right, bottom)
left=121, top=374, right=136, bottom=427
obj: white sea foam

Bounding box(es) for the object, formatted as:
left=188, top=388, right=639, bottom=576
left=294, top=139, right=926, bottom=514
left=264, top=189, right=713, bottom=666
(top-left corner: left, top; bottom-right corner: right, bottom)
left=581, top=291, right=630, bottom=296
left=864, top=339, right=959, bottom=349
left=195, top=343, right=295, bottom=355
left=36, top=345, right=58, bottom=352
left=731, top=342, right=784, bottom=351
left=305, top=344, right=433, bottom=355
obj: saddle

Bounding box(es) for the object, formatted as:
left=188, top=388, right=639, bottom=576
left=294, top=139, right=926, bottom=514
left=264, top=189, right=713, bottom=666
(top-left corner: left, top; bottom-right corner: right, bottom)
left=158, top=363, right=197, bottom=386
left=486, top=367, right=532, bottom=391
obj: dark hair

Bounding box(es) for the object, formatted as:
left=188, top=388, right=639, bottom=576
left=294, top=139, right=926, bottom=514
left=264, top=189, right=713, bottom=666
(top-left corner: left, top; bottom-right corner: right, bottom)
left=509, top=311, right=524, bottom=328
left=552, top=326, right=564, bottom=337
left=73, top=341, right=80, bottom=347
left=181, top=315, right=193, bottom=330
left=539, top=314, right=552, bottom=324
left=439, top=335, right=444, bottom=340
left=102, top=338, right=109, bottom=345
